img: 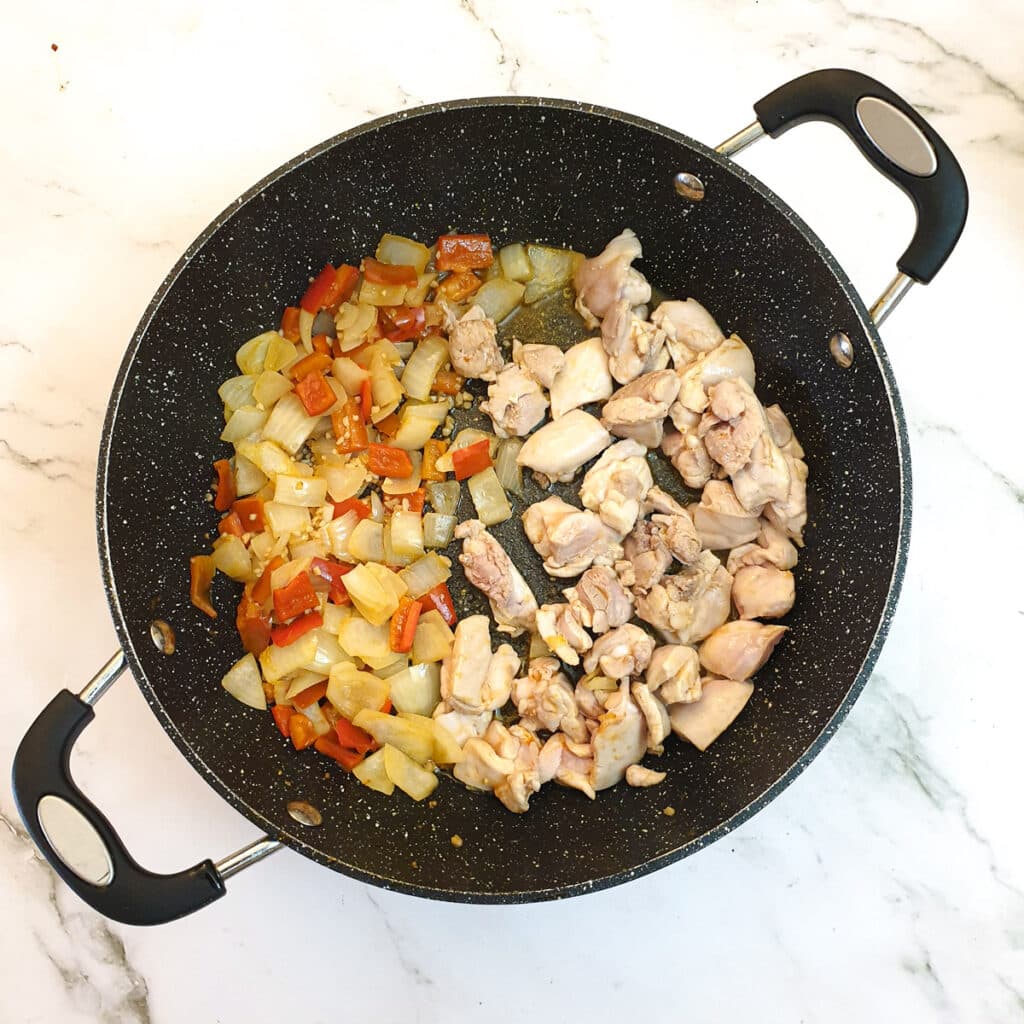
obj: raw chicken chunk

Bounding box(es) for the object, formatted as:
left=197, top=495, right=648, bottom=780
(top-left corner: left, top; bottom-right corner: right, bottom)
left=698, top=620, right=787, bottom=680
left=626, top=764, right=667, bottom=787
left=668, top=677, right=754, bottom=751
left=583, top=623, right=655, bottom=679
left=535, top=602, right=593, bottom=667
left=517, top=409, right=612, bottom=483
left=513, top=339, right=564, bottom=389
left=456, top=519, right=538, bottom=634
left=538, top=733, right=596, bottom=799
left=727, top=521, right=799, bottom=574
left=432, top=703, right=492, bottom=746
left=662, top=418, right=713, bottom=490
left=481, top=364, right=548, bottom=438
left=522, top=495, right=623, bottom=577
left=512, top=657, right=589, bottom=743
left=600, top=370, right=681, bottom=448
left=601, top=300, right=667, bottom=384
left=635, top=550, right=733, bottom=646
left=674, top=334, right=756, bottom=415
left=631, top=681, right=671, bottom=753
left=448, top=305, right=503, bottom=381
left=699, top=377, right=767, bottom=475
left=440, top=615, right=520, bottom=713
left=574, top=229, right=651, bottom=325
left=591, top=682, right=648, bottom=790
left=580, top=439, right=654, bottom=535
left=731, top=565, right=795, bottom=619
left=563, top=565, right=634, bottom=633
left=691, top=481, right=761, bottom=550
left=646, top=644, right=702, bottom=704
left=549, top=337, right=613, bottom=418
left=652, top=298, right=726, bottom=367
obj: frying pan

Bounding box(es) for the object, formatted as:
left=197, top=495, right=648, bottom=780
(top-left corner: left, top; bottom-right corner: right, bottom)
left=12, top=70, right=967, bottom=924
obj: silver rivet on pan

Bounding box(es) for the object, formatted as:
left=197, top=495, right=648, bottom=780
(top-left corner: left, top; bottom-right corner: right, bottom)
left=149, top=620, right=176, bottom=654
left=673, top=172, right=705, bottom=201
left=829, top=332, right=855, bottom=368
left=287, top=800, right=323, bottom=827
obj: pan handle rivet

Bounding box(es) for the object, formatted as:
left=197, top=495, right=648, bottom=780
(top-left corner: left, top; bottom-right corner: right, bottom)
left=149, top=620, right=176, bottom=655
left=673, top=172, right=705, bottom=201
left=287, top=801, right=323, bottom=827
left=829, top=331, right=855, bottom=368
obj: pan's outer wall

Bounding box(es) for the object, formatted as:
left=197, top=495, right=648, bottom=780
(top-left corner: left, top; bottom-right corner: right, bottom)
left=98, top=99, right=909, bottom=902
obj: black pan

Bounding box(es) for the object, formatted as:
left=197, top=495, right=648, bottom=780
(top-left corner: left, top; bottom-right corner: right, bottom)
left=12, top=70, right=967, bottom=924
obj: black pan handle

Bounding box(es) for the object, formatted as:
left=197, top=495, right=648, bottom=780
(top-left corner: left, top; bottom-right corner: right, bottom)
left=11, top=652, right=280, bottom=926
left=717, top=68, right=968, bottom=322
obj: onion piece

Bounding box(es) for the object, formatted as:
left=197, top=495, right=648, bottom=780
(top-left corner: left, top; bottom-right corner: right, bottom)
left=332, top=356, right=369, bottom=397
left=392, top=401, right=449, bottom=450
left=235, top=331, right=279, bottom=375
left=369, top=354, right=404, bottom=423
left=270, top=557, right=311, bottom=592
left=376, top=233, right=431, bottom=274
left=411, top=609, right=454, bottom=665
left=324, top=509, right=359, bottom=560
left=423, top=513, right=456, bottom=549
left=322, top=601, right=353, bottom=635
left=338, top=616, right=390, bottom=662
left=319, top=461, right=367, bottom=503
left=298, top=698, right=332, bottom=736
left=474, top=278, right=525, bottom=322
left=273, top=475, right=328, bottom=507
left=388, top=510, right=425, bottom=561
left=468, top=466, right=512, bottom=526
left=218, top=374, right=256, bottom=413
left=262, top=393, right=321, bottom=454
left=353, top=748, right=394, bottom=795
left=343, top=564, right=400, bottom=625
left=235, top=439, right=296, bottom=479
left=523, top=245, right=584, bottom=304
left=348, top=519, right=385, bottom=562
left=298, top=308, right=315, bottom=352
left=284, top=670, right=328, bottom=703
left=425, top=481, right=460, bottom=517
left=264, top=501, right=311, bottom=538
left=383, top=451, right=422, bottom=495
left=400, top=336, right=449, bottom=401
left=388, top=663, right=442, bottom=717
left=259, top=632, right=319, bottom=682
left=327, top=664, right=389, bottom=720
left=353, top=711, right=434, bottom=764
left=221, top=653, right=266, bottom=710
left=265, top=335, right=300, bottom=373
left=232, top=453, right=267, bottom=498
left=253, top=370, right=292, bottom=408
left=493, top=438, right=524, bottom=497
left=383, top=744, right=439, bottom=800
left=221, top=406, right=268, bottom=444
left=498, top=243, right=533, bottom=282
left=398, top=552, right=451, bottom=599
left=212, top=535, right=253, bottom=581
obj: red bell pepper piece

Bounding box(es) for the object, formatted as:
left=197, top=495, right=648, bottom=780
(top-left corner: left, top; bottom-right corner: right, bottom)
left=362, top=258, right=417, bottom=287
left=332, top=401, right=368, bottom=454
left=291, top=679, right=329, bottom=709
left=379, top=698, right=393, bottom=715
left=289, top=351, right=333, bottom=380
left=452, top=439, right=492, bottom=480
left=289, top=713, right=318, bottom=751
left=437, top=271, right=481, bottom=301
left=300, top=263, right=354, bottom=314
left=379, top=305, right=426, bottom=342
left=430, top=369, right=463, bottom=395
left=217, top=511, right=244, bottom=538
left=311, top=334, right=333, bottom=357
left=280, top=306, right=301, bottom=343
left=253, top=555, right=284, bottom=606
left=374, top=413, right=401, bottom=437
left=310, top=557, right=353, bottom=605
left=435, top=234, right=493, bottom=271
left=368, top=443, right=413, bottom=478
left=314, top=734, right=365, bottom=770
left=383, top=488, right=425, bottom=515
left=189, top=555, right=217, bottom=619
left=212, top=459, right=236, bottom=511
left=332, top=497, right=370, bottom=521
left=389, top=596, right=422, bottom=654
left=272, top=572, right=318, bottom=622
left=270, top=610, right=323, bottom=647
left=359, top=377, right=373, bottom=422
left=232, top=497, right=265, bottom=534
left=334, top=717, right=378, bottom=755
left=236, top=588, right=272, bottom=654
left=271, top=704, right=294, bottom=738
left=295, top=371, right=337, bottom=417
left=419, top=582, right=457, bottom=627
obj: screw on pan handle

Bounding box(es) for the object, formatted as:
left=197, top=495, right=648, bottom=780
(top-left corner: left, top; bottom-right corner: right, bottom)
left=10, top=652, right=281, bottom=926
left=716, top=68, right=969, bottom=324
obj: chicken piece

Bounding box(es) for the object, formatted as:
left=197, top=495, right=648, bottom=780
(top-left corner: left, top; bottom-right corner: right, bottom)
left=535, top=602, right=593, bottom=667
left=651, top=512, right=701, bottom=565
left=523, top=495, right=623, bottom=578
left=646, top=644, right=702, bottom=704
left=512, top=339, right=564, bottom=390
left=731, top=432, right=792, bottom=513
left=573, top=229, right=651, bottom=325
left=480, top=364, right=548, bottom=438
left=454, top=738, right=515, bottom=790
left=483, top=722, right=542, bottom=813
left=601, top=300, right=667, bottom=384
left=456, top=519, right=538, bottom=635
left=549, top=337, right=613, bottom=419
left=516, top=409, right=612, bottom=483
left=643, top=486, right=685, bottom=515
left=623, top=519, right=674, bottom=592
left=432, top=703, right=492, bottom=746
left=732, top=565, right=795, bottom=620
left=674, top=334, right=756, bottom=414
left=563, top=565, right=633, bottom=633
left=538, top=734, right=596, bottom=799
left=626, top=764, right=667, bottom=787
left=661, top=421, right=713, bottom=491
left=668, top=677, right=754, bottom=752
left=727, top=521, right=799, bottom=574
left=580, top=439, right=654, bottom=535
left=583, top=623, right=655, bottom=679
left=635, top=550, right=733, bottom=645
left=765, top=404, right=805, bottom=459
left=630, top=681, right=671, bottom=754
left=441, top=616, right=519, bottom=713
left=699, top=377, right=766, bottom=475
left=590, top=682, right=648, bottom=790
left=691, top=481, right=761, bottom=550
left=600, top=370, right=681, bottom=449
left=651, top=298, right=726, bottom=367
left=512, top=657, right=589, bottom=743
left=763, top=454, right=808, bottom=546
left=447, top=305, right=503, bottom=382
left=699, top=620, right=787, bottom=680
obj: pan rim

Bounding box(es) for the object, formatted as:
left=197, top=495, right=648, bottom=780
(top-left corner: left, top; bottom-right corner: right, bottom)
left=96, top=95, right=911, bottom=903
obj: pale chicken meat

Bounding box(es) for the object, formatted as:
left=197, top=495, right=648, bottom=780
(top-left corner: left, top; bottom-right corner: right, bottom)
left=727, top=521, right=799, bottom=574
left=661, top=420, right=714, bottom=491
left=646, top=644, right=702, bottom=704
left=698, top=620, right=787, bottom=681
left=674, top=334, right=756, bottom=415
left=522, top=495, right=623, bottom=577
left=731, top=565, right=795, bottom=619
left=549, top=337, right=613, bottom=419
left=600, top=370, right=681, bottom=448
left=454, top=739, right=516, bottom=791
left=480, top=364, right=548, bottom=438
left=583, top=623, right=655, bottom=679
left=563, top=565, right=633, bottom=633
left=535, top=602, right=593, bottom=667
left=651, top=512, right=701, bottom=566
left=731, top=432, right=792, bottom=513
left=456, top=520, right=538, bottom=634
left=590, top=682, right=648, bottom=790
left=623, top=519, right=674, bottom=592
left=432, top=703, right=492, bottom=746
left=574, top=680, right=608, bottom=720
left=635, top=550, right=733, bottom=646
left=763, top=452, right=809, bottom=546
left=651, top=298, right=726, bottom=367
left=625, top=764, right=667, bottom=787
left=699, top=377, right=767, bottom=475
left=441, top=615, right=520, bottom=713
left=516, top=409, right=612, bottom=483
left=691, top=481, right=761, bottom=550
left=580, top=439, right=654, bottom=535
left=512, top=339, right=564, bottom=389
left=630, top=681, right=671, bottom=754
left=573, top=228, right=651, bottom=326
left=512, top=657, right=589, bottom=743
left=483, top=721, right=542, bottom=814
left=765, top=404, right=805, bottom=459
left=668, top=677, right=754, bottom=752
left=538, top=733, right=596, bottom=799
left=600, top=300, right=667, bottom=384
left=447, top=305, right=503, bottom=382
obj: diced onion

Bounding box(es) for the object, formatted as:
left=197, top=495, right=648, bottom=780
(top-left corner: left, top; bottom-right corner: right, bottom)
left=218, top=374, right=256, bottom=413
left=404, top=272, right=436, bottom=306
left=236, top=332, right=279, bottom=375
left=338, top=616, right=390, bottom=662
left=324, top=509, right=360, bottom=560
left=319, top=462, right=367, bottom=503
left=364, top=563, right=408, bottom=604
left=376, top=233, right=431, bottom=274
left=411, top=609, right=454, bottom=664
left=398, top=553, right=451, bottom=599
left=360, top=280, right=408, bottom=307
left=284, top=670, right=328, bottom=703
left=270, top=557, right=311, bottom=592
left=221, top=653, right=266, bottom=710
left=498, top=242, right=533, bottom=282
left=232, top=453, right=268, bottom=497
left=289, top=535, right=327, bottom=561
left=494, top=438, right=524, bottom=497
left=334, top=303, right=378, bottom=352
left=392, top=401, right=449, bottom=450
left=253, top=370, right=293, bottom=408
left=342, top=564, right=400, bottom=625
left=523, top=245, right=584, bottom=304
left=273, top=474, right=328, bottom=507
left=468, top=466, right=512, bottom=526
left=423, top=512, right=457, bottom=549
left=260, top=632, right=319, bottom=682
left=387, top=663, right=442, bottom=716
left=264, top=501, right=311, bottom=537
left=298, top=308, right=315, bottom=352
left=369, top=354, right=404, bottom=423
left=387, top=511, right=425, bottom=561
left=212, top=535, right=253, bottom=581
left=348, top=519, right=385, bottom=562
left=298, top=698, right=332, bottom=737
left=353, top=749, right=394, bottom=795
left=400, top=336, right=449, bottom=401
left=322, top=602, right=352, bottom=634
left=331, top=357, right=369, bottom=397
left=474, top=278, right=525, bottom=322
left=353, top=711, right=434, bottom=764
left=262, top=393, right=321, bottom=454
left=302, top=629, right=347, bottom=675
left=235, top=439, right=295, bottom=479
left=434, top=428, right=495, bottom=472
left=383, top=451, right=422, bottom=495
left=376, top=655, right=410, bottom=679
left=264, top=334, right=300, bottom=373
left=327, top=664, right=389, bottom=720
left=220, top=406, right=268, bottom=443
left=249, top=531, right=274, bottom=563
left=382, top=744, right=439, bottom=800
left=425, top=481, right=460, bottom=517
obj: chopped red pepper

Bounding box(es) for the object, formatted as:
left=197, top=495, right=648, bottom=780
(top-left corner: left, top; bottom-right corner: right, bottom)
left=236, top=590, right=271, bottom=655
left=291, top=679, right=329, bottom=709
left=438, top=271, right=482, bottom=301
left=419, top=582, right=457, bottom=627
left=252, top=555, right=284, bottom=606
left=368, top=443, right=413, bottom=478
left=332, top=497, right=370, bottom=521
left=295, top=371, right=337, bottom=417
left=332, top=401, right=368, bottom=454
left=311, top=333, right=333, bottom=357
left=300, top=263, right=350, bottom=314
left=271, top=704, right=294, bottom=738
left=421, top=439, right=447, bottom=481
left=389, top=596, right=422, bottom=654
left=379, top=698, right=393, bottom=715
left=280, top=306, right=301, bottom=343
left=359, top=378, right=373, bottom=422
left=217, top=511, right=244, bottom=538
left=212, top=459, right=236, bottom=512
left=383, top=488, right=425, bottom=514
left=452, top=438, right=492, bottom=480
left=374, top=413, right=401, bottom=438
left=189, top=555, right=217, bottom=619
left=334, top=717, right=378, bottom=755
left=271, top=610, right=323, bottom=647
left=272, top=572, right=318, bottom=622
left=314, top=734, right=365, bottom=770
left=289, top=713, right=318, bottom=751
left=232, top=497, right=265, bottom=534
left=435, top=234, right=493, bottom=271
left=333, top=265, right=360, bottom=307
left=379, top=305, right=426, bottom=342
left=362, top=258, right=417, bottom=287
left=430, top=369, right=463, bottom=395
left=310, top=557, right=353, bottom=605
left=289, top=351, right=333, bottom=380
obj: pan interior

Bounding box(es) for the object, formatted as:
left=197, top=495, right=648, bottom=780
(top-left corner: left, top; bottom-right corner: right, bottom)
left=98, top=99, right=906, bottom=901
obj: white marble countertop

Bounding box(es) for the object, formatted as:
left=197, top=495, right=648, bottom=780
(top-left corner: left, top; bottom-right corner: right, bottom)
left=3, top=1, right=1022, bottom=1021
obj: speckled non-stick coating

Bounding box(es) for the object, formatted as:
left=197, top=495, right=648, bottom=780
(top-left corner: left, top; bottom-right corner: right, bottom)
left=97, top=98, right=909, bottom=903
